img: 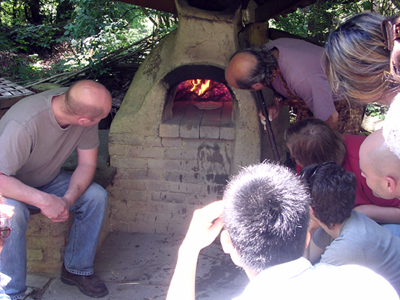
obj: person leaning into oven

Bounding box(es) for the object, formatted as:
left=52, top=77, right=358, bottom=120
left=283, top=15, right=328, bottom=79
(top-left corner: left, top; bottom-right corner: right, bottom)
left=225, top=37, right=364, bottom=135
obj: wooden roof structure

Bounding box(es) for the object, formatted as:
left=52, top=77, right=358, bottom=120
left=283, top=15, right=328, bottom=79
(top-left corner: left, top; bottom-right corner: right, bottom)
left=116, top=0, right=318, bottom=22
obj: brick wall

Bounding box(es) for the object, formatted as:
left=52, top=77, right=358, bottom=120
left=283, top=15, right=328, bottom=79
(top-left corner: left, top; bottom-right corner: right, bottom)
left=26, top=213, right=74, bottom=274
left=108, top=133, right=233, bottom=235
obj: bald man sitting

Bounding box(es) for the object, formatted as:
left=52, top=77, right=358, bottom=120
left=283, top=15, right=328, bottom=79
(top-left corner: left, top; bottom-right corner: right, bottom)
left=225, top=38, right=363, bottom=134
left=359, top=128, right=400, bottom=237
left=0, top=80, right=112, bottom=299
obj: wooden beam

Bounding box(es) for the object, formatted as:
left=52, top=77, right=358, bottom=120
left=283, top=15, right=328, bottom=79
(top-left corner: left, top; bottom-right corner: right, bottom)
left=115, top=0, right=177, bottom=14
left=255, top=0, right=315, bottom=23
left=241, top=0, right=251, bottom=9
left=244, top=21, right=270, bottom=46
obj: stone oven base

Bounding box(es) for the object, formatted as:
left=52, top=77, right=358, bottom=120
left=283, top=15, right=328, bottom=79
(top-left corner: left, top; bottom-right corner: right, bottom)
left=108, top=132, right=233, bottom=235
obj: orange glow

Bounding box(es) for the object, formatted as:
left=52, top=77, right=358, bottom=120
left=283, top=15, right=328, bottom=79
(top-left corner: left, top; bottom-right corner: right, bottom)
left=190, top=79, right=210, bottom=96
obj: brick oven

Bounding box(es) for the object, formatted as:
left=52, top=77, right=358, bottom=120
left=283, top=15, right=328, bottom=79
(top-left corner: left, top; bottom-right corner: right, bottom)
left=108, top=0, right=276, bottom=235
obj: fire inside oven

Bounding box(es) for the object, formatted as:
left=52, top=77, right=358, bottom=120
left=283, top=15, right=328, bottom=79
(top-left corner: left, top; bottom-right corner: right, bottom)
left=174, top=79, right=231, bottom=105
left=172, top=79, right=232, bottom=121
left=160, top=78, right=234, bottom=140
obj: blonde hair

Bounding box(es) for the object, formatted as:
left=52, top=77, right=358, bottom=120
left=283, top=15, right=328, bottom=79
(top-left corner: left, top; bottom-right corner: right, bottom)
left=323, top=13, right=397, bottom=104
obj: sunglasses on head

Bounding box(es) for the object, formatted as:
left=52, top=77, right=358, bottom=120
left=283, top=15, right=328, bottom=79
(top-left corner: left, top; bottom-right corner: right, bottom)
left=382, top=16, right=400, bottom=51
left=382, top=16, right=400, bottom=80
left=306, top=161, right=337, bottom=191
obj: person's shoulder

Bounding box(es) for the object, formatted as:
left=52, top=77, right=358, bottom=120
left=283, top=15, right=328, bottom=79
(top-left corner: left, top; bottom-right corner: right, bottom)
left=343, top=134, right=365, bottom=161
left=269, top=38, right=322, bottom=50
left=344, top=134, right=366, bottom=146
left=344, top=211, right=400, bottom=250
left=1, top=88, right=66, bottom=125
left=314, top=263, right=392, bottom=283
left=10, top=87, right=66, bottom=110
left=311, top=264, right=399, bottom=299
left=235, top=263, right=399, bottom=300
left=342, top=210, right=372, bottom=231
left=349, top=210, right=377, bottom=226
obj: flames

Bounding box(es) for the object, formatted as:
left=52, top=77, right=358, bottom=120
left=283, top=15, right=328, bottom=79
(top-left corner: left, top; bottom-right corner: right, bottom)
left=174, top=79, right=231, bottom=103
left=190, top=79, right=210, bottom=96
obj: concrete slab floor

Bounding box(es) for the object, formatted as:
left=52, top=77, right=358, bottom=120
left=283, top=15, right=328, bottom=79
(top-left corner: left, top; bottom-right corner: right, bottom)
left=24, top=232, right=248, bottom=300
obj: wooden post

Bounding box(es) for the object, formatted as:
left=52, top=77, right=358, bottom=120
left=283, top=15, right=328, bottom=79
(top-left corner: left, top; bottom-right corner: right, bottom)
left=243, top=21, right=270, bottom=46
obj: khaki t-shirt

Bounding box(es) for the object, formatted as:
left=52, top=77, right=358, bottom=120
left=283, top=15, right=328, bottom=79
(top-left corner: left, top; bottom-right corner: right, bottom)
left=0, top=88, right=99, bottom=187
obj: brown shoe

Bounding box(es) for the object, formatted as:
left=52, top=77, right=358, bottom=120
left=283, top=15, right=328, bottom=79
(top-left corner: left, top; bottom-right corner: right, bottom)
left=61, top=264, right=108, bottom=298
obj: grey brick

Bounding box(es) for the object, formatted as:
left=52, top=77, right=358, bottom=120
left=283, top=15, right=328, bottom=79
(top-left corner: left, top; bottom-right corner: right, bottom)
left=151, top=191, right=186, bottom=203
left=161, top=137, right=182, bottom=147
left=165, top=148, right=199, bottom=160
left=128, top=147, right=165, bottom=158
left=148, top=159, right=184, bottom=171
left=110, top=157, right=148, bottom=169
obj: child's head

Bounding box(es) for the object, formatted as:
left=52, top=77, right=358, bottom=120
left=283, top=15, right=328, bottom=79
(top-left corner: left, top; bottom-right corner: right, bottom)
left=300, top=162, right=356, bottom=229
left=284, top=118, right=347, bottom=167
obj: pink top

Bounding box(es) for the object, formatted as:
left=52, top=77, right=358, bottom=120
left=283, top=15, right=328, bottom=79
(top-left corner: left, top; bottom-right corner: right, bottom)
left=296, top=135, right=400, bottom=208
left=264, top=38, right=339, bottom=121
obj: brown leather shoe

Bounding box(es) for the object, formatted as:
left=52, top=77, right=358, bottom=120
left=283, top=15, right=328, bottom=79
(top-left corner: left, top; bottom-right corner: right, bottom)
left=61, top=264, right=108, bottom=298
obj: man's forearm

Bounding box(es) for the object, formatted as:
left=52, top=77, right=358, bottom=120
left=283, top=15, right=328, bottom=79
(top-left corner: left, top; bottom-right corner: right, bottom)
left=166, top=243, right=200, bottom=300
left=354, top=205, right=400, bottom=224
left=0, top=173, right=70, bottom=222
left=64, top=147, right=98, bottom=206
left=63, top=164, right=96, bottom=206
left=0, top=173, right=50, bottom=207
left=166, top=201, right=224, bottom=300
left=325, top=110, right=339, bottom=131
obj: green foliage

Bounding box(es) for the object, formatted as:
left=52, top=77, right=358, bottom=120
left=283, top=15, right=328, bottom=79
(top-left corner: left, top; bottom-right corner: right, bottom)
left=51, top=0, right=176, bottom=78
left=0, top=0, right=177, bottom=83
left=10, top=23, right=60, bottom=52
left=0, top=27, right=14, bottom=51
left=269, top=0, right=398, bottom=44
left=0, top=1, right=26, bottom=26
left=0, top=54, right=54, bottom=82
left=365, top=102, right=388, bottom=119
left=62, top=0, right=150, bottom=40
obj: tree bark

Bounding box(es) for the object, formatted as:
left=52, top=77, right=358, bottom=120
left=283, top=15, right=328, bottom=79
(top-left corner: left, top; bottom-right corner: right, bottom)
left=24, top=0, right=42, bottom=25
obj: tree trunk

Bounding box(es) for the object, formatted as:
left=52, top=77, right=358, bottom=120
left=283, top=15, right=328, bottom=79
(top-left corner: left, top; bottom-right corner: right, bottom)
left=55, top=0, right=74, bottom=24
left=24, top=0, right=42, bottom=25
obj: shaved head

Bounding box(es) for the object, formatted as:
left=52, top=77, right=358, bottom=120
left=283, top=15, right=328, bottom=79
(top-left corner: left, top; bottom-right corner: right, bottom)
left=360, top=129, right=400, bottom=198
left=65, top=80, right=112, bottom=119
left=361, top=130, right=398, bottom=175
left=383, top=94, right=400, bottom=159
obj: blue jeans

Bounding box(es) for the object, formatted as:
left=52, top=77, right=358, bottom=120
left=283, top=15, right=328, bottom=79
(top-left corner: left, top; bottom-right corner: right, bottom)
left=0, top=171, right=108, bottom=300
